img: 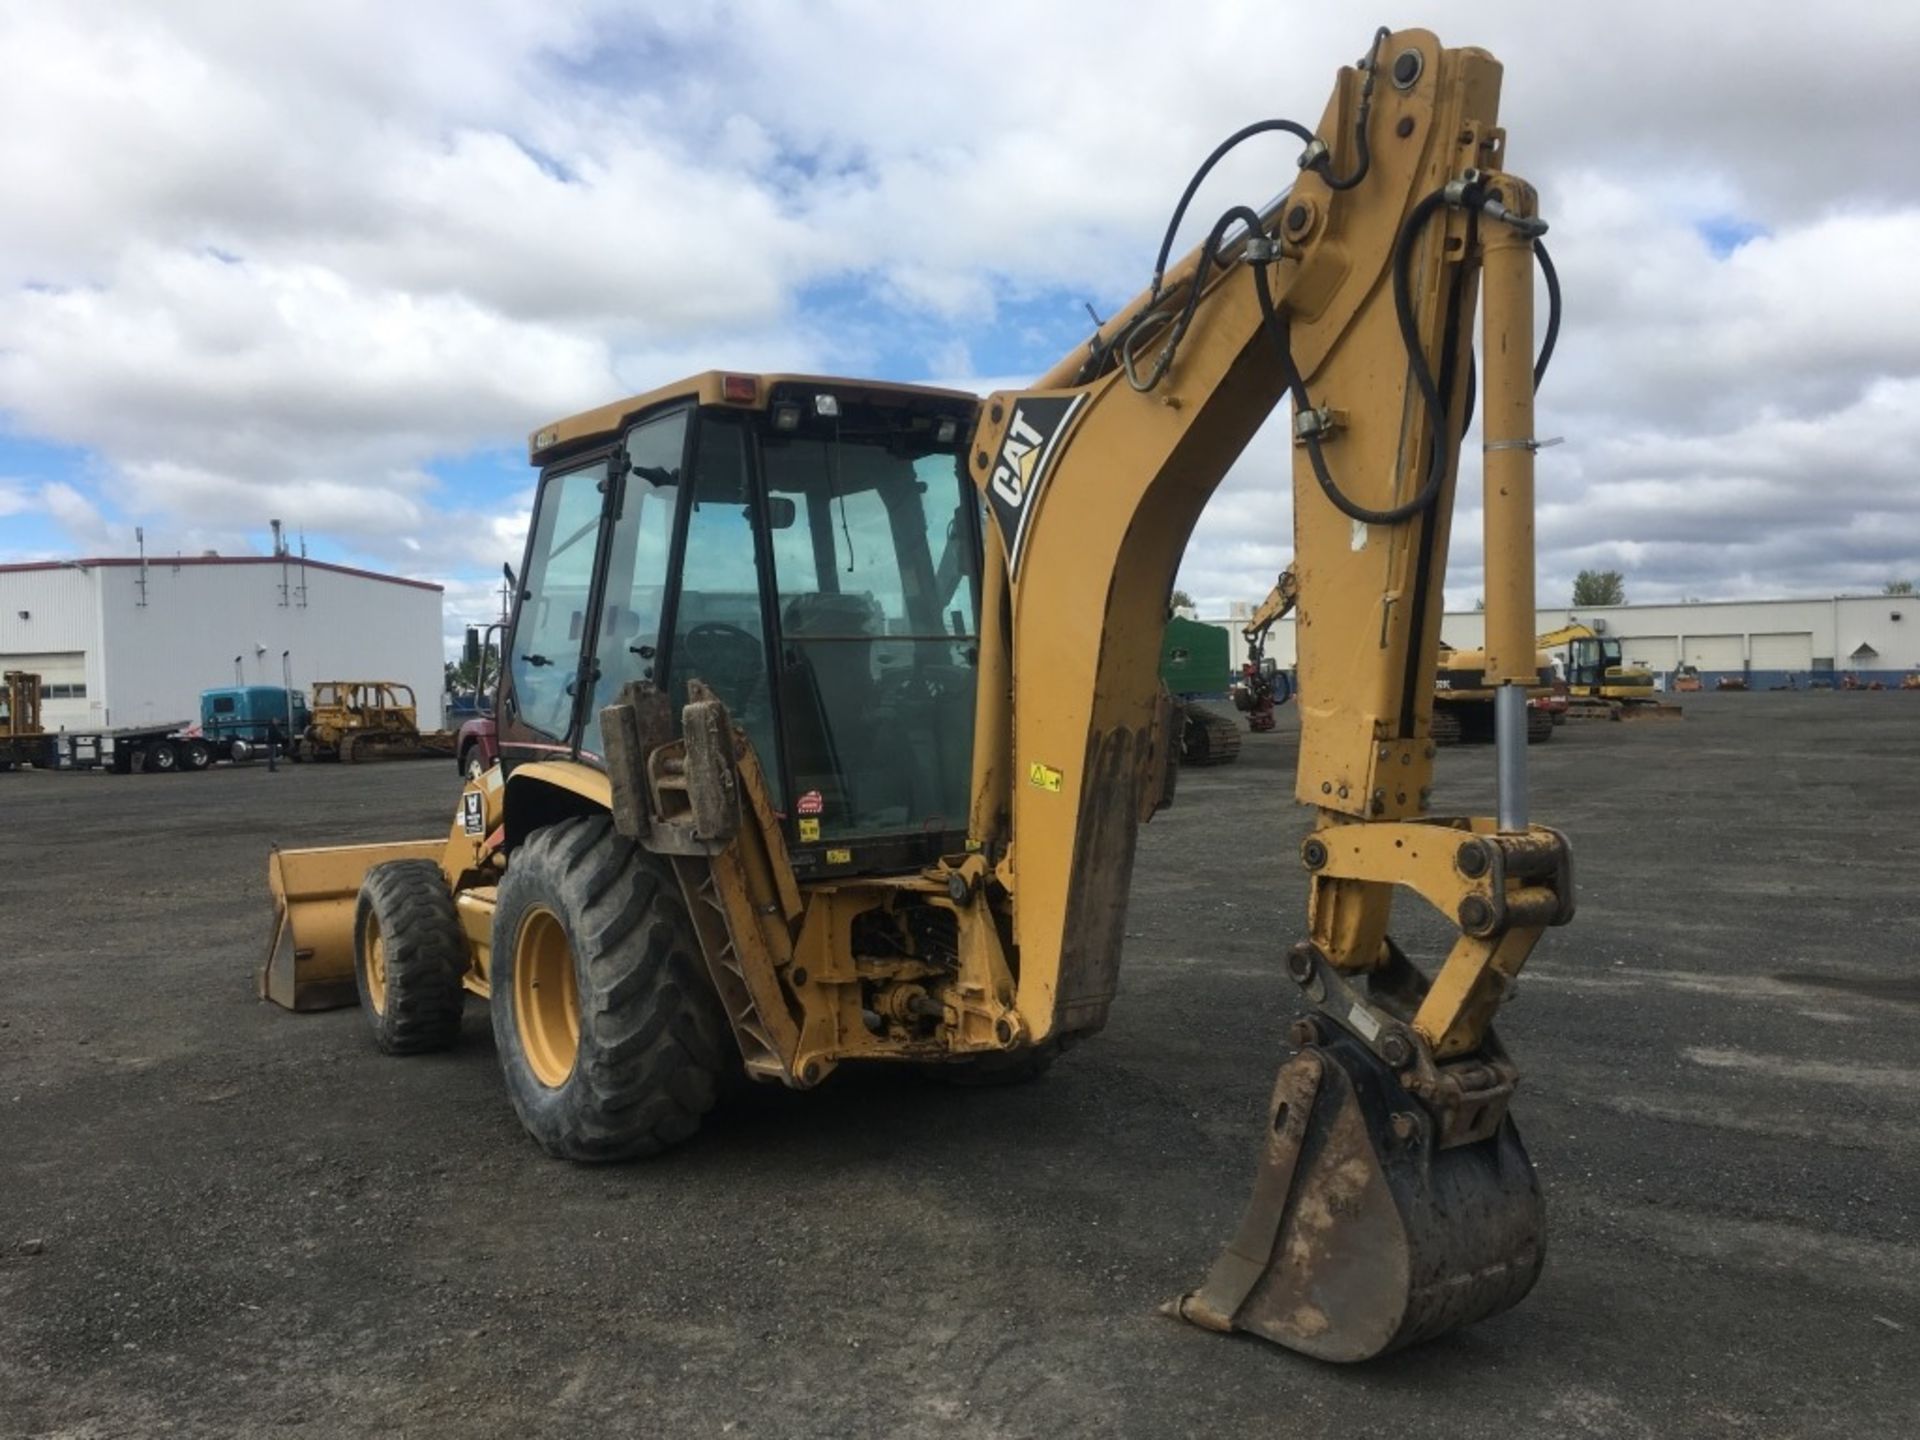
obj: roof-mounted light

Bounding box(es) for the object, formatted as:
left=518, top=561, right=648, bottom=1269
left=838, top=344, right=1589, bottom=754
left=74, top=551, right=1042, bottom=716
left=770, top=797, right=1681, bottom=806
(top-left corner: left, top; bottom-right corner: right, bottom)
left=935, top=416, right=959, bottom=444
left=771, top=402, right=801, bottom=432
left=722, top=374, right=757, bottom=403
left=814, top=393, right=840, bottom=418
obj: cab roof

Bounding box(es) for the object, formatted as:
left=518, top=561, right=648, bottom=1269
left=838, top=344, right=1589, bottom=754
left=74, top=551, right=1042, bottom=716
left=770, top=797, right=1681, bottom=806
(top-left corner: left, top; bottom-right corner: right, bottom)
left=528, top=371, right=980, bottom=465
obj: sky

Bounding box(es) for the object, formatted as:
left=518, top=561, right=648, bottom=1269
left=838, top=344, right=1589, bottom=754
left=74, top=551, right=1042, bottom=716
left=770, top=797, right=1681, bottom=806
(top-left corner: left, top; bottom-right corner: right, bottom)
left=2, top=1, right=1917, bottom=649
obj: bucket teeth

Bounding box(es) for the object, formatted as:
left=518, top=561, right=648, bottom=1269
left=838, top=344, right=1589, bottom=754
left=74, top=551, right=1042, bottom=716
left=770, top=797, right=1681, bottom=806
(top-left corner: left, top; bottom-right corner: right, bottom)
left=1174, top=1032, right=1544, bottom=1362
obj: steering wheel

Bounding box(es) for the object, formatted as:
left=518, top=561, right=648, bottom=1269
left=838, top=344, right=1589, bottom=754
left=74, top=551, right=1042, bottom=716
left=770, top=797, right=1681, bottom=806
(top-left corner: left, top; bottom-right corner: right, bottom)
left=681, top=622, right=764, bottom=695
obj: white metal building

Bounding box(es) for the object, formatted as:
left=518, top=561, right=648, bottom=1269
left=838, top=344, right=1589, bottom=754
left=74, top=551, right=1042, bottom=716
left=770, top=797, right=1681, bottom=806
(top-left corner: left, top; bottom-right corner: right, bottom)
left=0, top=555, right=445, bottom=733
left=1208, top=594, right=1920, bottom=688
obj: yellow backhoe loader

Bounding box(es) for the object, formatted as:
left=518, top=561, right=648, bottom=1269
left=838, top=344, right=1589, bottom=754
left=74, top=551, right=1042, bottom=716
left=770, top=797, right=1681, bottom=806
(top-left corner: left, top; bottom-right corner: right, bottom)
left=264, top=27, right=1574, bottom=1363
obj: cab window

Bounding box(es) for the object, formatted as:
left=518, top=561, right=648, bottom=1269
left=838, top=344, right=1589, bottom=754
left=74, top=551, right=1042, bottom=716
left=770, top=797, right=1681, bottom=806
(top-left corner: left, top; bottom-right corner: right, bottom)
left=663, top=416, right=782, bottom=794
left=509, top=462, right=603, bottom=741
left=583, top=408, right=689, bottom=757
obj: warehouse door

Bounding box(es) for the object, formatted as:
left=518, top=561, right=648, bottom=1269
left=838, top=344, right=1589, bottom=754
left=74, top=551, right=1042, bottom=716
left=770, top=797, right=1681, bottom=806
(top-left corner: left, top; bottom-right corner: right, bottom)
left=1750, top=632, right=1812, bottom=679
left=0, top=651, right=89, bottom=730
left=1621, top=635, right=1678, bottom=672
left=1683, top=634, right=1745, bottom=673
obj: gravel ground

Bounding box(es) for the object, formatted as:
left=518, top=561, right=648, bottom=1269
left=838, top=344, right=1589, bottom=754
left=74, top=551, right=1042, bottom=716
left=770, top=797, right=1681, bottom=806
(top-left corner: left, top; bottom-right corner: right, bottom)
left=2, top=691, right=1916, bottom=1438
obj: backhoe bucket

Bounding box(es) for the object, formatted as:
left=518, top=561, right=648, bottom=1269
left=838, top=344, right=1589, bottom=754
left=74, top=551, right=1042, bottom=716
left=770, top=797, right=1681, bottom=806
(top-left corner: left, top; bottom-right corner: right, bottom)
left=262, top=841, right=444, bottom=1010
left=1173, top=1032, right=1543, bottom=1362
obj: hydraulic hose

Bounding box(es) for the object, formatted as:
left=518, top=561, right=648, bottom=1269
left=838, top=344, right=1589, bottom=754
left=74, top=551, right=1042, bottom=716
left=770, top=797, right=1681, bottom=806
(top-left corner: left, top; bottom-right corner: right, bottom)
left=1314, top=27, right=1391, bottom=192
left=1245, top=184, right=1467, bottom=526
left=1124, top=203, right=1269, bottom=392
left=1147, top=120, right=1317, bottom=300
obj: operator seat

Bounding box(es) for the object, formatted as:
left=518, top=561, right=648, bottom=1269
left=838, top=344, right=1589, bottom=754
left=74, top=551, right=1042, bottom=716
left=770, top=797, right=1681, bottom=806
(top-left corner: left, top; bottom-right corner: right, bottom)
left=778, top=592, right=882, bottom=822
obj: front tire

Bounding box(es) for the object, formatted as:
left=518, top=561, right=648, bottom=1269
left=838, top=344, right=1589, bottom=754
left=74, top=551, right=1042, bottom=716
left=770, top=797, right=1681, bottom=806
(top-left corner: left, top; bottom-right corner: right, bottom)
left=490, top=815, right=734, bottom=1162
left=354, top=860, right=466, bottom=1054
left=463, top=747, right=486, bottom=781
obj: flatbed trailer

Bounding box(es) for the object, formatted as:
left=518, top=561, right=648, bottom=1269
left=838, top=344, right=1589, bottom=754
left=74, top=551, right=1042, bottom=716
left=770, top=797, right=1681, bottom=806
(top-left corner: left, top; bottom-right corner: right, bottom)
left=52, top=722, right=201, bottom=773
left=51, top=721, right=293, bottom=774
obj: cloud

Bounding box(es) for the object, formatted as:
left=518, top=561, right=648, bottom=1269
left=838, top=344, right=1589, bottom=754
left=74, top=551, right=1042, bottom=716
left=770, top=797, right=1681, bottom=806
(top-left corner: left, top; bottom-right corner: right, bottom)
left=0, top=0, right=1916, bottom=621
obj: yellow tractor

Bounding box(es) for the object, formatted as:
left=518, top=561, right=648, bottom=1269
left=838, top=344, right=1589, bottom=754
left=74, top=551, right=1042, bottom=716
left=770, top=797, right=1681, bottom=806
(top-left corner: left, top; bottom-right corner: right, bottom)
left=1433, top=644, right=1557, bottom=744
left=0, top=670, right=53, bottom=771
left=304, top=680, right=455, bottom=762
left=265, top=28, right=1574, bottom=1363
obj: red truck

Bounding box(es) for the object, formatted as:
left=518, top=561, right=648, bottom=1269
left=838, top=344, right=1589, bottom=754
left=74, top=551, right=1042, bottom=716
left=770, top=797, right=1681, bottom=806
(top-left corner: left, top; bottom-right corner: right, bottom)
left=455, top=623, right=502, bottom=780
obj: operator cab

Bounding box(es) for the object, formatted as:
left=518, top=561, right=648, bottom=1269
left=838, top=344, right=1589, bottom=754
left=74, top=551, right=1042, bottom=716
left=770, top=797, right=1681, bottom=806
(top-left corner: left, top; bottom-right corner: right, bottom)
left=502, top=373, right=983, bottom=876
left=1563, top=635, right=1622, bottom=688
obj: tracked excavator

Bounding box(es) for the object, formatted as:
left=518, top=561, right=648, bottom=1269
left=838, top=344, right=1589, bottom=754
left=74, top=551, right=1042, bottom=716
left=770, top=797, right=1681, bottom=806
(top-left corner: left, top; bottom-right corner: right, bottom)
left=1433, top=642, right=1557, bottom=744
left=263, top=27, right=1572, bottom=1362
left=1539, top=622, right=1681, bottom=718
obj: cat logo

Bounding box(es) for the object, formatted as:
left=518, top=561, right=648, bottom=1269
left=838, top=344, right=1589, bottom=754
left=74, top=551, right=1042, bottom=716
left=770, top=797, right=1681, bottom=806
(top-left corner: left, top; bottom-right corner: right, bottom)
left=981, top=392, right=1088, bottom=575
left=989, top=415, right=1046, bottom=508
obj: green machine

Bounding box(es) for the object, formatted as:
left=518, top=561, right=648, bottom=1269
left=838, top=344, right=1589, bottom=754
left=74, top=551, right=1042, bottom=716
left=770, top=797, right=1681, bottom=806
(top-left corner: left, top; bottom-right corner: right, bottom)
left=1160, top=615, right=1241, bottom=766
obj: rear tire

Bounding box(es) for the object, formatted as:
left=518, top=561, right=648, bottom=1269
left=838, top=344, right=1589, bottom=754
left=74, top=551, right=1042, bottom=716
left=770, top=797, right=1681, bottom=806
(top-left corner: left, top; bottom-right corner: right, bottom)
left=182, top=739, right=213, bottom=770
left=146, top=741, right=178, bottom=773
left=354, top=860, right=466, bottom=1054
left=490, top=815, right=734, bottom=1162
left=463, top=747, right=486, bottom=781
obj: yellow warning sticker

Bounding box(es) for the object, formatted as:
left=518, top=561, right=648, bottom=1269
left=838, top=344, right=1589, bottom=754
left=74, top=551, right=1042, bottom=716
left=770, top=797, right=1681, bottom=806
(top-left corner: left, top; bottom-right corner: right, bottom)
left=1027, top=761, right=1063, bottom=792
left=798, top=818, right=821, bottom=842
left=826, top=847, right=852, bottom=865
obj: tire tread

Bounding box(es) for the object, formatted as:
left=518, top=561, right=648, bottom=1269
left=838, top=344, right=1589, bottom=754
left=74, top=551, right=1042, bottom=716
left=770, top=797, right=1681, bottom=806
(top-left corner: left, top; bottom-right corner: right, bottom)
left=493, top=816, right=733, bottom=1162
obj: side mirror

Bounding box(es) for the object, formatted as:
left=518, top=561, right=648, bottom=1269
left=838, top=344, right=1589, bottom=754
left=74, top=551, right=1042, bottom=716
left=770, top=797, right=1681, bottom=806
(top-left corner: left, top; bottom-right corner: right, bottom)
left=765, top=496, right=797, bottom=529
left=502, top=560, right=517, bottom=593
left=463, top=626, right=481, bottom=668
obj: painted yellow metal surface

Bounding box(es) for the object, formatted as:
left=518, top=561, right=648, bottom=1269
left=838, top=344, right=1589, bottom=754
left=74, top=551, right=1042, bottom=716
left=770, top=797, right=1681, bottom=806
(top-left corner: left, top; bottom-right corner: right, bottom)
left=261, top=839, right=444, bottom=1010
left=958, top=33, right=1514, bottom=1042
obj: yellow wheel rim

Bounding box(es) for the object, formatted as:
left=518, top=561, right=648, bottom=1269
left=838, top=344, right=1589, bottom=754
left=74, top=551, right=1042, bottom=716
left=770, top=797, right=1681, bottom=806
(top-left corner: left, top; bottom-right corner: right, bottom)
left=363, top=913, right=388, bottom=1015
left=513, top=906, right=580, bottom=1088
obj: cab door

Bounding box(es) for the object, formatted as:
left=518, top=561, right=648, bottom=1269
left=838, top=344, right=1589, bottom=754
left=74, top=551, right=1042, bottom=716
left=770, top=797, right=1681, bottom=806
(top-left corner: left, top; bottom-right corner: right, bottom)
left=500, top=458, right=607, bottom=755
left=502, top=406, right=692, bottom=761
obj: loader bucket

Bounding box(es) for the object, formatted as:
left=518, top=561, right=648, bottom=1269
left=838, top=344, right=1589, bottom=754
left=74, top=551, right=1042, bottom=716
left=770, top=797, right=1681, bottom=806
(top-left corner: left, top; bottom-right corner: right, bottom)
left=1173, top=1031, right=1543, bottom=1362
left=262, top=841, right=444, bottom=1011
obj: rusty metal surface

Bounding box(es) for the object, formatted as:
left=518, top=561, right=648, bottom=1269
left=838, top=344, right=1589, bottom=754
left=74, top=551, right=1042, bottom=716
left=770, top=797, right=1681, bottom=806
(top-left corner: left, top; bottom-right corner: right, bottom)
left=1175, top=1030, right=1543, bottom=1362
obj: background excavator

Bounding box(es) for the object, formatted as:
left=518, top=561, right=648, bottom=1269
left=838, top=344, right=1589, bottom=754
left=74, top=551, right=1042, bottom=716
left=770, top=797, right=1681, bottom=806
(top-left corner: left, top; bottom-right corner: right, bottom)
left=264, top=27, right=1572, bottom=1363
left=1539, top=621, right=1682, bottom=718
left=1233, top=570, right=1298, bottom=732
left=1433, top=641, right=1557, bottom=744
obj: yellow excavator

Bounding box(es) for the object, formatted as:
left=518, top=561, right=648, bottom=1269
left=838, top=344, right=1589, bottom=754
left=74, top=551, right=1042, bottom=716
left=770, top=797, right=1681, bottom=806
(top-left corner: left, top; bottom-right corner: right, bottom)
left=1233, top=569, right=1298, bottom=731
left=1433, top=642, right=1557, bottom=744
left=264, top=27, right=1573, bottom=1363
left=1537, top=622, right=1681, bottom=718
